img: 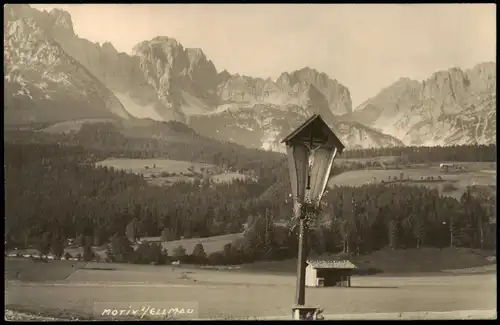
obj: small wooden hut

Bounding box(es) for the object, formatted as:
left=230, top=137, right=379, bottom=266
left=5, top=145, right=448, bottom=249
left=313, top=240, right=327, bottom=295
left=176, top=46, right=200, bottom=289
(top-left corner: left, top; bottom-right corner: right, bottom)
left=305, top=259, right=357, bottom=287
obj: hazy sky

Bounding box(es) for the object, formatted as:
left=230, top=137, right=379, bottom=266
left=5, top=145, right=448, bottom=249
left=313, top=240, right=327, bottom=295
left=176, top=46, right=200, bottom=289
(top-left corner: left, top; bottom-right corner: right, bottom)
left=31, top=4, right=496, bottom=107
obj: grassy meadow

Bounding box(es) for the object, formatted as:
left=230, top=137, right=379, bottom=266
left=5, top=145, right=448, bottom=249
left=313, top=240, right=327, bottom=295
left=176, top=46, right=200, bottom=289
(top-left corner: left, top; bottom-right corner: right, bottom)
left=95, top=158, right=253, bottom=186
left=328, top=161, right=496, bottom=200
left=8, top=232, right=245, bottom=261
left=5, top=257, right=496, bottom=320
left=94, top=156, right=496, bottom=199
left=39, top=119, right=119, bottom=134
left=5, top=259, right=88, bottom=282
left=239, top=247, right=496, bottom=275
left=158, top=233, right=244, bottom=255
left=6, top=150, right=496, bottom=320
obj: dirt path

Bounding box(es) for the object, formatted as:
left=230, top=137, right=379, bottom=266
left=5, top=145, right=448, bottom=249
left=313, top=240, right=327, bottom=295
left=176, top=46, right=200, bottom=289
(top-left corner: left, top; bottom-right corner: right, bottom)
left=6, top=272, right=496, bottom=320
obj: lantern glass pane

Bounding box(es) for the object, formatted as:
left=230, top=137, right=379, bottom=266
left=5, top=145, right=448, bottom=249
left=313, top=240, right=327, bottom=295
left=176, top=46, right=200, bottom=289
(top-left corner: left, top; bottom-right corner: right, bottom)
left=286, top=143, right=309, bottom=205
left=306, top=146, right=337, bottom=203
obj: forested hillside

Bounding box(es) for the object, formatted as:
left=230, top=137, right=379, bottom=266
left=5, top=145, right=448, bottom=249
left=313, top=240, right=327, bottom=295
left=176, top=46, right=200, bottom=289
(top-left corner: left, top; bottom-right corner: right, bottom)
left=4, top=141, right=496, bottom=265
left=4, top=143, right=275, bottom=245
left=5, top=123, right=287, bottom=179
left=339, top=144, right=497, bottom=162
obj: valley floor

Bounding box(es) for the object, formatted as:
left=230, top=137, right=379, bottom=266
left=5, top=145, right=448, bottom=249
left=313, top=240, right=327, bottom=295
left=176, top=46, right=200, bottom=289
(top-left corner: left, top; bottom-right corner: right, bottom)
left=328, top=165, right=496, bottom=200
left=4, top=258, right=496, bottom=320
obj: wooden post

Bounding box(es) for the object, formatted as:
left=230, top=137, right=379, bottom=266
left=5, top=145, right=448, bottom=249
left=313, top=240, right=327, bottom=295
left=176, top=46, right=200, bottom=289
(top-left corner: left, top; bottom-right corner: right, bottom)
left=449, top=218, right=454, bottom=248
left=295, top=218, right=307, bottom=307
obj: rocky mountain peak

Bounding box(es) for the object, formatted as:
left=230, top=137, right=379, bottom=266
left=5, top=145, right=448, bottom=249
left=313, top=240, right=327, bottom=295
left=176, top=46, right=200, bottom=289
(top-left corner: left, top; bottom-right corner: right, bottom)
left=6, top=4, right=492, bottom=151
left=351, top=62, right=496, bottom=146
left=421, top=67, right=472, bottom=110
left=4, top=4, right=31, bottom=19
left=393, top=77, right=419, bottom=87
left=377, top=77, right=421, bottom=98
left=5, top=4, right=75, bottom=38
left=466, top=62, right=496, bottom=94
left=7, top=5, right=354, bottom=122
left=186, top=47, right=204, bottom=59
left=352, top=76, right=422, bottom=127
left=275, top=72, right=291, bottom=86
left=48, top=8, right=75, bottom=35
left=133, top=36, right=185, bottom=65
left=217, top=70, right=232, bottom=84
left=470, top=61, right=496, bottom=75
left=305, top=84, right=334, bottom=123
left=4, top=6, right=131, bottom=125
left=186, top=48, right=217, bottom=74
left=131, top=36, right=219, bottom=117
left=290, top=67, right=330, bottom=85
left=132, top=36, right=217, bottom=79
left=133, top=36, right=183, bottom=54
left=101, top=41, right=118, bottom=55
left=276, top=67, right=352, bottom=115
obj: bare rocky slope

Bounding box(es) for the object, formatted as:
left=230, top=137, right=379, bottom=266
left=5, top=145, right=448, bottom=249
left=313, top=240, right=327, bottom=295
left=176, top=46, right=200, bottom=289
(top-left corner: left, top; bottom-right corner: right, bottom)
left=4, top=5, right=132, bottom=124
left=349, top=63, right=496, bottom=146
left=5, top=5, right=493, bottom=151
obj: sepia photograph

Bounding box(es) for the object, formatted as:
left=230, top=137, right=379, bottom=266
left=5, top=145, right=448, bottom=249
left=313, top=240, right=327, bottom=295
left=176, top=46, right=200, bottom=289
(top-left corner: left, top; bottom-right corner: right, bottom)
left=4, top=3, right=496, bottom=321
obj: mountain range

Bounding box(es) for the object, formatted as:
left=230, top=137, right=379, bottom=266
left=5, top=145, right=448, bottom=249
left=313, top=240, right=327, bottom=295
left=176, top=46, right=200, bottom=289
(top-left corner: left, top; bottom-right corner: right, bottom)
left=4, top=4, right=496, bottom=152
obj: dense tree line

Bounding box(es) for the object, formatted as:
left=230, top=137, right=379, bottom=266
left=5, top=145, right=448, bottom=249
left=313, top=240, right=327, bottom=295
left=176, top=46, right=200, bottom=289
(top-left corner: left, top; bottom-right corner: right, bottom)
left=4, top=141, right=496, bottom=265
left=4, top=150, right=266, bottom=249
left=4, top=123, right=286, bottom=183
left=221, top=184, right=496, bottom=265
left=135, top=178, right=496, bottom=266
left=8, top=125, right=496, bottom=181
left=341, top=144, right=496, bottom=162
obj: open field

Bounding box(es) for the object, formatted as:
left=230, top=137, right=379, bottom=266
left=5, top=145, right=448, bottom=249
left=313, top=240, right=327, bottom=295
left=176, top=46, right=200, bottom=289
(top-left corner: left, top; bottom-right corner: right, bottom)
left=328, top=167, right=496, bottom=199
left=238, top=248, right=496, bottom=275
left=9, top=246, right=494, bottom=276
left=5, top=258, right=496, bottom=320
left=95, top=158, right=252, bottom=186
left=8, top=247, right=105, bottom=260
left=336, top=155, right=400, bottom=163
left=5, top=259, right=88, bottom=282
left=39, top=118, right=119, bottom=134
left=4, top=308, right=497, bottom=321
left=8, top=232, right=246, bottom=261
left=95, top=158, right=215, bottom=176
left=334, top=156, right=496, bottom=171
left=154, top=233, right=244, bottom=255
left=211, top=172, right=257, bottom=183
left=335, top=155, right=400, bottom=165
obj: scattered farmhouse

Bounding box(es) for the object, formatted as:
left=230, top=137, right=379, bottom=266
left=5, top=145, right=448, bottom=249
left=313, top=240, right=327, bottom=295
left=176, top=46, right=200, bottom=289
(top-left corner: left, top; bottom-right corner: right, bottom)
left=439, top=163, right=467, bottom=172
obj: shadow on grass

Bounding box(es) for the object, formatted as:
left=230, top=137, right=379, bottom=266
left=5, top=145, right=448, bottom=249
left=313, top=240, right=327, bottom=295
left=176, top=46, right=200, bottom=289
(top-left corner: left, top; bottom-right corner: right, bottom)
left=85, top=267, right=117, bottom=271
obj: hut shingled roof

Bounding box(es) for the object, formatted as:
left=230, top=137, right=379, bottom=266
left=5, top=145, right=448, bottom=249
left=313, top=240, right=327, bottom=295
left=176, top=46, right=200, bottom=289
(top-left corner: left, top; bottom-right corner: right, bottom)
left=306, top=259, right=357, bottom=269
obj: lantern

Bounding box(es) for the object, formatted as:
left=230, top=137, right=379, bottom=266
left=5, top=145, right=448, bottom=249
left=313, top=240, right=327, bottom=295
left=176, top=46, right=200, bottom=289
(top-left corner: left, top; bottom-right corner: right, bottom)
left=282, top=114, right=345, bottom=319
left=283, top=114, right=345, bottom=208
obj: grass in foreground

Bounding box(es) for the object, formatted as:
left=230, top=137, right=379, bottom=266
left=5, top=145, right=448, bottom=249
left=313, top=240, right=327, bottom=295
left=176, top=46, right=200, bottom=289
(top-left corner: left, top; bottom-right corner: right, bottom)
left=240, top=247, right=496, bottom=275
left=4, top=258, right=87, bottom=282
